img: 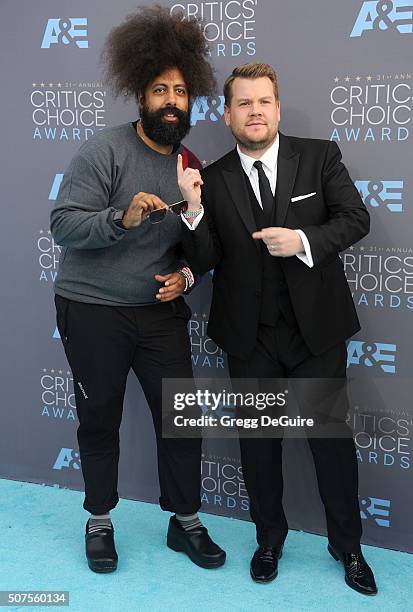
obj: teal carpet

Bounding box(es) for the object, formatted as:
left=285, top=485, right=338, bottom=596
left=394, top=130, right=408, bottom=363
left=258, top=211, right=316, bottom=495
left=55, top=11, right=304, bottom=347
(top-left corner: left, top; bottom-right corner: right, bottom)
left=1, top=479, right=412, bottom=612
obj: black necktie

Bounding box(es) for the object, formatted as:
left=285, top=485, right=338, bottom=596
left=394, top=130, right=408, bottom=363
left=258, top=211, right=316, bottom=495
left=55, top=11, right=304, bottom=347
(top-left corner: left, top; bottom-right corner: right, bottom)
left=253, top=160, right=274, bottom=223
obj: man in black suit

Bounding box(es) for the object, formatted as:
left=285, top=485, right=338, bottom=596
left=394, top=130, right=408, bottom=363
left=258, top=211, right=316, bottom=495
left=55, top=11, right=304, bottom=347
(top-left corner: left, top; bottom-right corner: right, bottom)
left=177, top=63, right=377, bottom=595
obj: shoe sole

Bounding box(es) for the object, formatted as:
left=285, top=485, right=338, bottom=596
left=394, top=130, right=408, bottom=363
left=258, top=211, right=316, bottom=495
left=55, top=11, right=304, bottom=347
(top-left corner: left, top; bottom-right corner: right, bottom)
left=250, top=568, right=278, bottom=583
left=328, top=545, right=377, bottom=596
left=87, top=561, right=118, bottom=573
left=167, top=536, right=226, bottom=569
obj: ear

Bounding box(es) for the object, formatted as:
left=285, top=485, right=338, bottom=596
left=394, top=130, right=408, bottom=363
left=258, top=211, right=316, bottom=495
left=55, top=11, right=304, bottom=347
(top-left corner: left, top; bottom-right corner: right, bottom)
left=224, top=104, right=231, bottom=127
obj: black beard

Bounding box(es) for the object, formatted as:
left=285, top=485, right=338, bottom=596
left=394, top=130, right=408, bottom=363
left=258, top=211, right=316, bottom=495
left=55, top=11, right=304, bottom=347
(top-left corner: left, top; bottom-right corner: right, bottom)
left=140, top=105, right=191, bottom=146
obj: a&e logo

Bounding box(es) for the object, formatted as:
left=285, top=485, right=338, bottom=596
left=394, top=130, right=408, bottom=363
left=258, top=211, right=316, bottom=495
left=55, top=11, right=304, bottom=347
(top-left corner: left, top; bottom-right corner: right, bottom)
left=191, top=96, right=225, bottom=126
left=53, top=448, right=81, bottom=470
left=355, top=180, right=404, bottom=212
left=351, top=1, right=413, bottom=37
left=360, top=497, right=391, bottom=527
left=347, top=341, right=397, bottom=373
left=49, top=174, right=64, bottom=201
left=41, top=18, right=89, bottom=49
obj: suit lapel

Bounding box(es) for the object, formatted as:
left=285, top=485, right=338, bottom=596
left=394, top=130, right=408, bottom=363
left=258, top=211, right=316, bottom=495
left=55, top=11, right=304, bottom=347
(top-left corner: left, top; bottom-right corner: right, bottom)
left=222, top=149, right=260, bottom=250
left=275, top=133, right=300, bottom=227
left=219, top=136, right=300, bottom=238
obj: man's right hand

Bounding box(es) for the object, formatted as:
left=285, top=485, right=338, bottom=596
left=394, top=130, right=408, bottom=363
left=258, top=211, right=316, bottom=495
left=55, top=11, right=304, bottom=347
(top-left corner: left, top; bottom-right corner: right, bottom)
left=122, top=192, right=167, bottom=229
left=177, top=154, right=203, bottom=211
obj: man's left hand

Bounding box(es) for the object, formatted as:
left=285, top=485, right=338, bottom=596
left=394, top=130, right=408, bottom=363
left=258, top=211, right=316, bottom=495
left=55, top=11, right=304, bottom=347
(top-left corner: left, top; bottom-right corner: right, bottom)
left=252, top=227, right=304, bottom=258
left=155, top=273, right=186, bottom=301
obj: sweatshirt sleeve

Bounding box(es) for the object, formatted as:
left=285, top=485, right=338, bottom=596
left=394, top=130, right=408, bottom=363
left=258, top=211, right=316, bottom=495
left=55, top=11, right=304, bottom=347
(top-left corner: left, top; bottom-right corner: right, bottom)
left=50, top=153, right=127, bottom=249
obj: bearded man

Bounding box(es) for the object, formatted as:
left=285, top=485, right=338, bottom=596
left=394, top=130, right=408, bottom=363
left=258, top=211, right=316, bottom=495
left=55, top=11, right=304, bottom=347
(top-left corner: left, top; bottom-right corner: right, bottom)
left=50, top=5, right=225, bottom=573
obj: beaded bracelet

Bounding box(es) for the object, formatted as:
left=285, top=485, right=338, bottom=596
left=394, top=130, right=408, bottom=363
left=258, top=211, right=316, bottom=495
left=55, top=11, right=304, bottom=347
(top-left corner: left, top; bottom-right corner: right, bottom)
left=178, top=266, right=194, bottom=293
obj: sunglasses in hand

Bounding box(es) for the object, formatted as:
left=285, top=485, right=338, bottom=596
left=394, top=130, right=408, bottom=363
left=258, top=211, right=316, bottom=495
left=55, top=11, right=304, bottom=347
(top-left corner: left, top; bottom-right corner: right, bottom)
left=146, top=199, right=188, bottom=224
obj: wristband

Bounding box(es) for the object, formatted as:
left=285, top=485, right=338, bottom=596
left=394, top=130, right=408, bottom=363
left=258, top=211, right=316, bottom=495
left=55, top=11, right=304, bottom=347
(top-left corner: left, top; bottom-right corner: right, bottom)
left=182, top=206, right=203, bottom=219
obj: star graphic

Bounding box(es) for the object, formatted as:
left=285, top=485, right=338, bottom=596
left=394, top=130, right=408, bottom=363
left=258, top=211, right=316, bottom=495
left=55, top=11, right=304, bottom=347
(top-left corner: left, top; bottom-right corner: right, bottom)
left=40, top=82, right=45, bottom=87
left=334, top=77, right=339, bottom=83
left=48, top=83, right=53, bottom=87
left=57, top=83, right=62, bottom=87
left=32, top=83, right=36, bottom=87
left=360, top=246, right=365, bottom=251
left=67, top=371, right=71, bottom=376
left=43, top=368, right=47, bottom=373
left=193, top=313, right=198, bottom=318
left=202, top=314, right=207, bottom=319
left=39, top=230, right=43, bottom=234
left=356, top=76, right=361, bottom=82
left=51, top=369, right=55, bottom=374
left=366, top=75, right=372, bottom=81
left=47, top=230, right=51, bottom=235
left=59, top=370, right=63, bottom=374
left=349, top=246, right=354, bottom=251
left=345, top=76, right=350, bottom=82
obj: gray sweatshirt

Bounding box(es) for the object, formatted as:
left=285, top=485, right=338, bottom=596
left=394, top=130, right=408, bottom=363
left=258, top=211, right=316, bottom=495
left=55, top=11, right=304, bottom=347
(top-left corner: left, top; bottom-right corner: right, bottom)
left=50, top=122, right=189, bottom=306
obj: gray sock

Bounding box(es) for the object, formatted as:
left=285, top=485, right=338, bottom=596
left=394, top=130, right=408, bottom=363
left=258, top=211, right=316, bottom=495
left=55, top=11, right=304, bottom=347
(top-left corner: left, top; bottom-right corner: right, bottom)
left=175, top=513, right=202, bottom=531
left=88, top=513, right=112, bottom=533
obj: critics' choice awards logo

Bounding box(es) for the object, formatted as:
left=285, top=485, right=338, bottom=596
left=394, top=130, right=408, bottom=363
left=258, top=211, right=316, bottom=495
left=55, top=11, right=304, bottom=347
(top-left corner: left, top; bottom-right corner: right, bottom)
left=41, top=18, right=88, bottom=48
left=349, top=407, right=411, bottom=469
left=189, top=313, right=226, bottom=370
left=347, top=341, right=397, bottom=373
left=171, top=1, right=257, bottom=57
left=201, top=454, right=249, bottom=511
left=351, top=1, right=413, bottom=37
left=343, top=244, right=413, bottom=310
left=329, top=73, right=411, bottom=142
left=360, top=497, right=391, bottom=526
left=38, top=230, right=61, bottom=284
left=355, top=180, right=404, bottom=212
left=30, top=82, right=106, bottom=141
left=53, top=448, right=80, bottom=470
left=41, top=369, right=76, bottom=421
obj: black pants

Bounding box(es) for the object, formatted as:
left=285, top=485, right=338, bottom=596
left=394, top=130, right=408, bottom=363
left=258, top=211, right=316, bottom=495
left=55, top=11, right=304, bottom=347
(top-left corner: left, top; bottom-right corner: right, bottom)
left=55, top=294, right=201, bottom=515
left=228, top=317, right=362, bottom=552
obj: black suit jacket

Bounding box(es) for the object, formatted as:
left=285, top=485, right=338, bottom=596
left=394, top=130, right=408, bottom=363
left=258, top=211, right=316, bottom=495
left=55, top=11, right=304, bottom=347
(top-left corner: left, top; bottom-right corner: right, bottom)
left=182, top=133, right=370, bottom=359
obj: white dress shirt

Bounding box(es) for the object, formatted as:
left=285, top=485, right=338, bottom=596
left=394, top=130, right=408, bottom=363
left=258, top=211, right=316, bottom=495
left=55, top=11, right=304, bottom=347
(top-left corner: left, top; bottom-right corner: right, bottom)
left=182, top=135, right=313, bottom=267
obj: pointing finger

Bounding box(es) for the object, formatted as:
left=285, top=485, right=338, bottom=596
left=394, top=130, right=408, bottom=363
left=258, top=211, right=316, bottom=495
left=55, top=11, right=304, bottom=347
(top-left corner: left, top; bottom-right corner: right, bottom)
left=177, top=153, right=184, bottom=178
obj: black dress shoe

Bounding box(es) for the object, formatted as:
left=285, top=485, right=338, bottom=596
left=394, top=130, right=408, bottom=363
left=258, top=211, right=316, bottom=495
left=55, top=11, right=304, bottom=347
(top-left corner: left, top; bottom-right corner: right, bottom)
left=250, top=546, right=283, bottom=583
left=166, top=516, right=226, bottom=569
left=85, top=520, right=118, bottom=573
left=328, top=544, right=377, bottom=595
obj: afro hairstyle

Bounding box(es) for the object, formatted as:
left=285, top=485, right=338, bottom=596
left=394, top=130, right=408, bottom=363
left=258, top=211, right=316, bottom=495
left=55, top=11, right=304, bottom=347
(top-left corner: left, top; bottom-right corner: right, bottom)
left=101, top=4, right=216, bottom=101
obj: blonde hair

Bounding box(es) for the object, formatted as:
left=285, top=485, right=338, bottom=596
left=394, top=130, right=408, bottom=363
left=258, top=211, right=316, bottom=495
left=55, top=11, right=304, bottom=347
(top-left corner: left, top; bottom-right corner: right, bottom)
left=224, top=63, right=279, bottom=105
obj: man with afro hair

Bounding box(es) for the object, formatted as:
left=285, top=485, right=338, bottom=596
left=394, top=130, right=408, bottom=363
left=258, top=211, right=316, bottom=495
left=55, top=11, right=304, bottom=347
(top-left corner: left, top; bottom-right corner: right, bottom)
left=50, top=5, right=225, bottom=573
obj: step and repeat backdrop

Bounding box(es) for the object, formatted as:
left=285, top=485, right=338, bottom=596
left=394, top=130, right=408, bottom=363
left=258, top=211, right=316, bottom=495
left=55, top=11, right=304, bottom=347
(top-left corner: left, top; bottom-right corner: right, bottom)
left=1, top=1, right=412, bottom=552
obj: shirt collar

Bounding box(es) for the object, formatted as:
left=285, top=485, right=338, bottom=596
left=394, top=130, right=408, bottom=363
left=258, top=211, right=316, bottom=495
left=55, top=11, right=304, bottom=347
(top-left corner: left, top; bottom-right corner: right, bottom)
left=237, top=133, right=280, bottom=176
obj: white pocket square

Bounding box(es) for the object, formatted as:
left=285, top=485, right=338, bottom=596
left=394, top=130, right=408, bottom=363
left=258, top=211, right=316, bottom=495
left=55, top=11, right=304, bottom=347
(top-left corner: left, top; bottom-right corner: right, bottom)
left=291, top=192, right=316, bottom=202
